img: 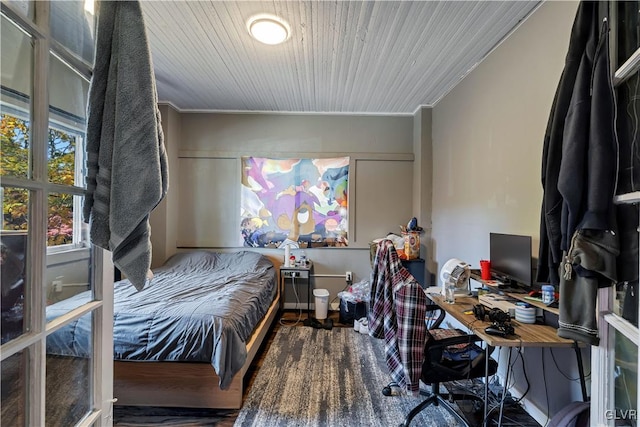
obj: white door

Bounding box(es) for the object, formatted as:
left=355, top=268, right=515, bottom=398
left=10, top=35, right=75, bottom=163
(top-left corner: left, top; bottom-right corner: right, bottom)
left=0, top=1, right=114, bottom=425
left=592, top=195, right=640, bottom=424
left=591, top=2, right=640, bottom=426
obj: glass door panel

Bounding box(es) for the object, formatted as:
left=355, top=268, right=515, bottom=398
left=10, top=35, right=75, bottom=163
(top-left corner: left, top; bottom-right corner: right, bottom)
left=48, top=52, right=89, bottom=187
left=46, top=312, right=93, bottom=426
left=1, top=14, right=33, bottom=181
left=1, top=3, right=110, bottom=426
left=615, top=281, right=639, bottom=326
left=46, top=192, right=88, bottom=249
left=613, top=330, right=638, bottom=426
left=0, top=349, right=28, bottom=426
left=615, top=1, right=639, bottom=67
left=45, top=191, right=91, bottom=320
left=49, top=0, right=95, bottom=66
left=4, top=0, right=34, bottom=20
left=45, top=249, right=92, bottom=319
left=1, top=187, right=30, bottom=344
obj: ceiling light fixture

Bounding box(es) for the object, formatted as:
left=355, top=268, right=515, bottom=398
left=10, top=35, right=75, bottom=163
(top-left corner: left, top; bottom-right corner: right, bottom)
left=247, top=14, right=291, bottom=45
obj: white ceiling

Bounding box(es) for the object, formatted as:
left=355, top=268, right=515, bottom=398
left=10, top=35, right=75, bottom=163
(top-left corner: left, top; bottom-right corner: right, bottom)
left=141, top=1, right=541, bottom=115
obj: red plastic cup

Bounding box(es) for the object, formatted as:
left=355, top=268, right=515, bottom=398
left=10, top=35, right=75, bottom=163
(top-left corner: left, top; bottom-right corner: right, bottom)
left=480, top=260, right=491, bottom=280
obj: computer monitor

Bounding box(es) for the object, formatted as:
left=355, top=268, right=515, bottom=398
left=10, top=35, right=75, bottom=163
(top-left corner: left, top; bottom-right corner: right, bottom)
left=489, top=233, right=532, bottom=288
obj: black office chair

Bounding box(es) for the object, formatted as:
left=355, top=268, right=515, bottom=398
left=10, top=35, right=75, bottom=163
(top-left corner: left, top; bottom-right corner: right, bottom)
left=383, top=304, right=498, bottom=427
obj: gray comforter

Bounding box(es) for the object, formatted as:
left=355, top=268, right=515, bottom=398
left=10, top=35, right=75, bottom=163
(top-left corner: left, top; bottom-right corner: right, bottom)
left=46, top=250, right=276, bottom=389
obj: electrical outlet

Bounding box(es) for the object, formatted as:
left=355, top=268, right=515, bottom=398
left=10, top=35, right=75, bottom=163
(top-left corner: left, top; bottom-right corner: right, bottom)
left=282, top=271, right=298, bottom=278
left=346, top=271, right=352, bottom=282
left=53, top=280, right=63, bottom=293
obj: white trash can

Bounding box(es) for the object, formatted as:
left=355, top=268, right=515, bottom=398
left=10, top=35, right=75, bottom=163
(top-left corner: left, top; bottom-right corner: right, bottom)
left=313, top=289, right=330, bottom=320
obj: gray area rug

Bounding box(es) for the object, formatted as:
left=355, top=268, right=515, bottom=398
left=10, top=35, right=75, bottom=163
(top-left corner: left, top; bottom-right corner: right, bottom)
left=234, top=327, right=460, bottom=427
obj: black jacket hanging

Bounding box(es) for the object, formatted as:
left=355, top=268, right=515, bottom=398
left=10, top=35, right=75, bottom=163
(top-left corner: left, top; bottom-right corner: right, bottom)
left=537, top=1, right=619, bottom=345
left=537, top=1, right=595, bottom=285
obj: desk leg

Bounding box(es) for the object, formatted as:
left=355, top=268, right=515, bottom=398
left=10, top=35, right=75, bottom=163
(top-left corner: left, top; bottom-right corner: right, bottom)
left=497, top=348, right=513, bottom=427
left=573, top=342, right=588, bottom=402
left=484, top=346, right=490, bottom=427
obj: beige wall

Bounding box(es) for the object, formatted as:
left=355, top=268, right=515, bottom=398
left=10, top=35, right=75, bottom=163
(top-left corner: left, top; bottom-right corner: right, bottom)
left=160, top=112, right=418, bottom=302
left=433, top=1, right=577, bottom=269
left=413, top=107, right=434, bottom=281
left=432, top=0, right=582, bottom=420
left=179, top=113, right=414, bottom=154
left=150, top=104, right=181, bottom=268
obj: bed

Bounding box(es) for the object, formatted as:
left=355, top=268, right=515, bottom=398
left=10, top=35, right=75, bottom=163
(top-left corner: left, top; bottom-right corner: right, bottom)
left=46, top=250, right=279, bottom=409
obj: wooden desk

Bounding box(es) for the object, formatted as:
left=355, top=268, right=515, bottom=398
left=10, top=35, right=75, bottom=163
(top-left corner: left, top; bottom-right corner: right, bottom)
left=429, top=294, right=572, bottom=348
left=427, top=292, right=587, bottom=426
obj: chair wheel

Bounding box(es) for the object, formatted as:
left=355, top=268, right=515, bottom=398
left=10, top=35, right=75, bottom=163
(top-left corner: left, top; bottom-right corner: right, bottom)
left=382, top=386, right=392, bottom=396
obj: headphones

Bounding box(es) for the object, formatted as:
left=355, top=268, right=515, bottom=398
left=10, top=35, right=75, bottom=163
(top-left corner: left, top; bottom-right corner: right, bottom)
left=473, top=304, right=511, bottom=324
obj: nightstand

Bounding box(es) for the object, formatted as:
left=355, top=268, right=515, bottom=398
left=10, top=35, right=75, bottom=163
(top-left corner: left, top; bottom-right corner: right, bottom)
left=280, top=262, right=313, bottom=316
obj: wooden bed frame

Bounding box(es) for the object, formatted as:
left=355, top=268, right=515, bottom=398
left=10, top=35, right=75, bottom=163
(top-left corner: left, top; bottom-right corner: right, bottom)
left=113, top=288, right=280, bottom=409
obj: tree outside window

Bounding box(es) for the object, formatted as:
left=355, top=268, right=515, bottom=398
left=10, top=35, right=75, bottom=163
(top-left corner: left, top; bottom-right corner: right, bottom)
left=1, top=113, right=81, bottom=247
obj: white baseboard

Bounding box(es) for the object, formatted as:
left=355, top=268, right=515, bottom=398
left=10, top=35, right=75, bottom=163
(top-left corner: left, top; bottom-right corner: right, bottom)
left=282, top=302, right=341, bottom=311
left=283, top=302, right=314, bottom=310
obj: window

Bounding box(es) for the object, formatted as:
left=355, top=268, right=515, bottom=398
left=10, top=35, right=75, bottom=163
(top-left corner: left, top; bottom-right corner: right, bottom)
left=2, top=109, right=88, bottom=250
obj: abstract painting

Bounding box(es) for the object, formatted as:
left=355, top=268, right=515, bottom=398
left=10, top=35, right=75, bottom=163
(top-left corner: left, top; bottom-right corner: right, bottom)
left=240, top=157, right=349, bottom=248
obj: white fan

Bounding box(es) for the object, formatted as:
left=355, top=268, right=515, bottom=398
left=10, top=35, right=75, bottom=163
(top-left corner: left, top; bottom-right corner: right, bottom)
left=440, top=258, right=471, bottom=295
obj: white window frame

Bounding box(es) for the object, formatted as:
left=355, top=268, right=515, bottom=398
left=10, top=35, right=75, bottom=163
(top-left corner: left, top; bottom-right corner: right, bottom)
left=0, top=100, right=89, bottom=254
left=46, top=115, right=88, bottom=254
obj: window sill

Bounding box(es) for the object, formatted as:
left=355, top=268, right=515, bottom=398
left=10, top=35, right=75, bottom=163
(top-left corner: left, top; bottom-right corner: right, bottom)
left=46, top=246, right=90, bottom=266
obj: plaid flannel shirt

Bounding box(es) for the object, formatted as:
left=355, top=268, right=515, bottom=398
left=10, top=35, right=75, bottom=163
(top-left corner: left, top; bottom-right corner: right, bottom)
left=368, top=240, right=427, bottom=395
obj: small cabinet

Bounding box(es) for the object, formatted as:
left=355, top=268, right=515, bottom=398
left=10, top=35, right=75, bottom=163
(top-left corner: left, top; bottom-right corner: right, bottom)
left=401, top=258, right=425, bottom=288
